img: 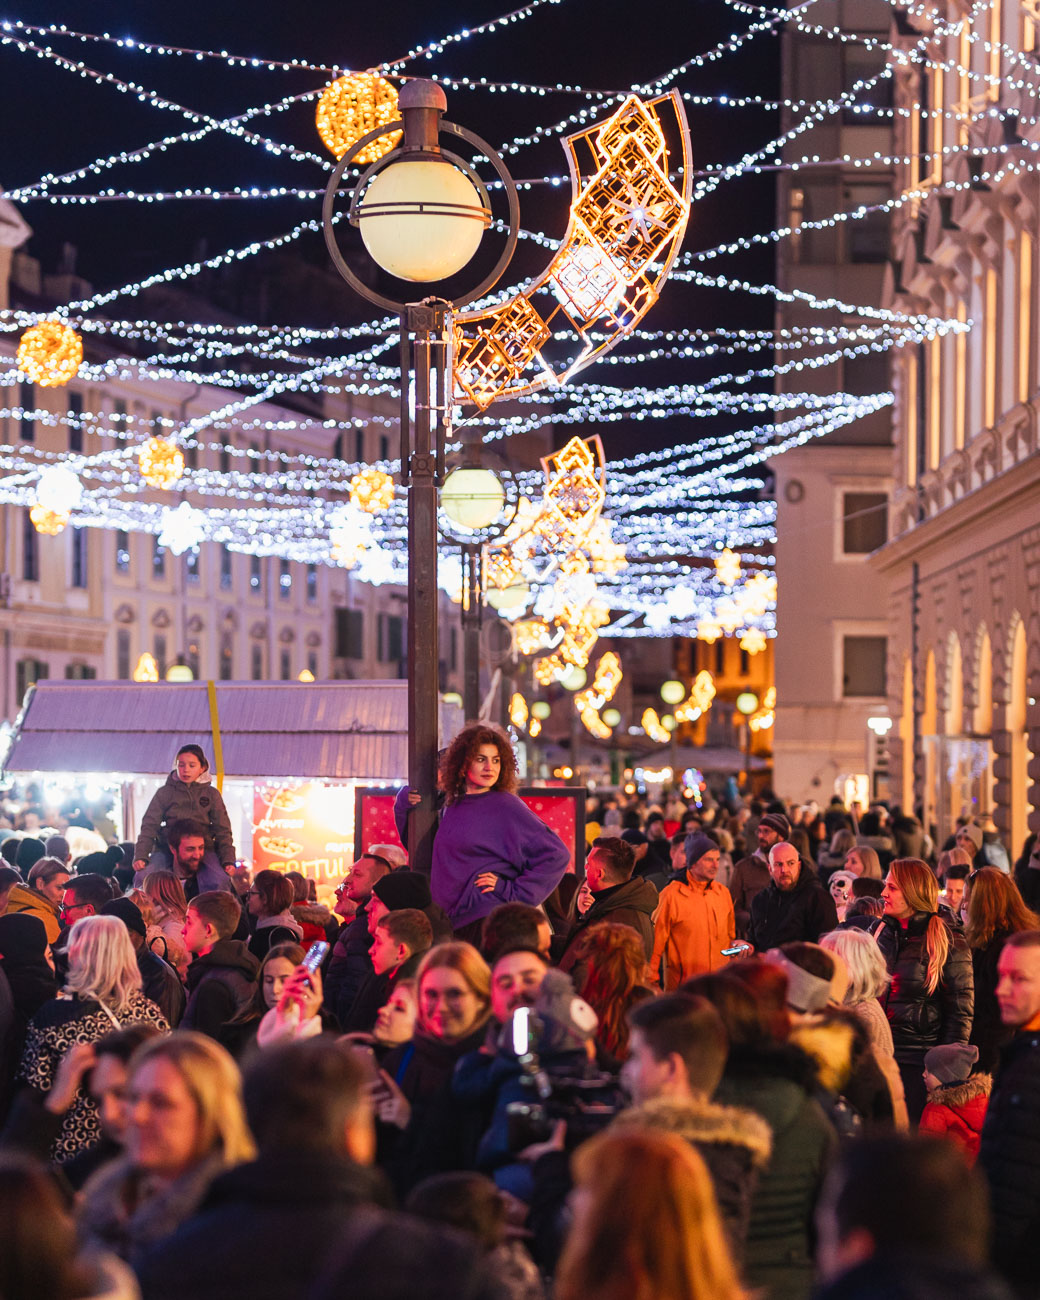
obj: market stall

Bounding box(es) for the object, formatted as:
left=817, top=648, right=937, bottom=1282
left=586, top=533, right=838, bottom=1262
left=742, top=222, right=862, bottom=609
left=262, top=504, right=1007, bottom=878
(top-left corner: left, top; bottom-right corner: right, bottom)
left=0, top=680, right=464, bottom=894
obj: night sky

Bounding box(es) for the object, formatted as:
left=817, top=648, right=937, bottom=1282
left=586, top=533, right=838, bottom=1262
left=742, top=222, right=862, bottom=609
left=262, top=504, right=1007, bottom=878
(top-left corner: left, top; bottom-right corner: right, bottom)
left=2, top=0, right=781, bottom=462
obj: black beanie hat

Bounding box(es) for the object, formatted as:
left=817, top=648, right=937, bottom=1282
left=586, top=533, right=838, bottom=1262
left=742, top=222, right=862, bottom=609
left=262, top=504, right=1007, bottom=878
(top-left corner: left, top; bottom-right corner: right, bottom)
left=100, top=897, right=147, bottom=940
left=371, top=870, right=432, bottom=911
left=15, top=837, right=46, bottom=873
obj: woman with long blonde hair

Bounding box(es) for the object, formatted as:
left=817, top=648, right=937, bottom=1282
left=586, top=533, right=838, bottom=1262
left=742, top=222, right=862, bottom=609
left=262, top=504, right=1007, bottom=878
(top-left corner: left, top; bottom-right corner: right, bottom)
left=16, top=915, right=169, bottom=1164
left=78, top=1031, right=254, bottom=1267
left=876, top=858, right=973, bottom=1121
left=965, top=867, right=1039, bottom=1070
left=555, top=1129, right=745, bottom=1300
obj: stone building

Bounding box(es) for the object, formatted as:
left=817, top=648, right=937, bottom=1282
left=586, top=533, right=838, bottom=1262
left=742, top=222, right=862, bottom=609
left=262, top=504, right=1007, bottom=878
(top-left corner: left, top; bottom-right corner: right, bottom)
left=878, top=0, right=1040, bottom=853
left=771, top=0, right=897, bottom=804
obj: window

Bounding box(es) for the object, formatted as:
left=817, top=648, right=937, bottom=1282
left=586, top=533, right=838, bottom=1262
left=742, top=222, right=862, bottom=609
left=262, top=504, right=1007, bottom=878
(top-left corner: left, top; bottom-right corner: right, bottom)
left=185, top=549, right=200, bottom=584
left=220, top=636, right=233, bottom=680
left=306, top=563, right=317, bottom=602
left=841, top=45, right=894, bottom=124
left=187, top=642, right=200, bottom=679
left=280, top=648, right=291, bottom=679
left=251, top=643, right=264, bottom=680
left=112, top=401, right=127, bottom=439
left=115, top=530, right=130, bottom=573
left=183, top=436, right=198, bottom=470
left=153, top=536, right=166, bottom=578
left=379, top=435, right=389, bottom=461
left=219, top=443, right=230, bottom=473
left=220, top=545, right=233, bottom=590
left=116, top=628, right=131, bottom=679
left=739, top=648, right=750, bottom=676
left=843, top=636, right=887, bottom=697
left=845, top=183, right=891, bottom=264
left=65, top=663, right=96, bottom=680
left=71, top=527, right=88, bottom=589
left=68, top=392, right=83, bottom=453
left=844, top=351, right=889, bottom=398
left=842, top=492, right=888, bottom=553
left=307, top=651, right=318, bottom=677
left=355, top=429, right=365, bottom=463
left=22, top=510, right=38, bottom=582
left=154, top=635, right=167, bottom=678
left=279, top=558, right=291, bottom=598
left=714, top=640, right=724, bottom=674
left=16, top=658, right=48, bottom=704
left=19, top=381, right=34, bottom=442
left=335, top=608, right=364, bottom=660
left=378, top=613, right=404, bottom=663
left=450, top=626, right=458, bottom=673
left=250, top=554, right=262, bottom=592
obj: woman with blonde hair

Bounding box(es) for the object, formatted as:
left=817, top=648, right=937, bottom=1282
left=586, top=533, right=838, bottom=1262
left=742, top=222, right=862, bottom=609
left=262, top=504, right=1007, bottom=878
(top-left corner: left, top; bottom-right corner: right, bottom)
left=16, top=915, right=169, bottom=1163
left=555, top=1129, right=744, bottom=1300
left=965, top=866, right=1039, bottom=1070
left=78, top=1031, right=254, bottom=1266
left=876, top=858, right=973, bottom=1121
left=819, top=928, right=893, bottom=1055
left=142, top=870, right=190, bottom=979
left=844, top=844, right=883, bottom=881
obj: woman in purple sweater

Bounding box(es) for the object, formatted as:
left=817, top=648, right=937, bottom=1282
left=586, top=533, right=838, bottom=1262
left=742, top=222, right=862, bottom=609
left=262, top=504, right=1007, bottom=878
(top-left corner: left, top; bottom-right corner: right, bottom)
left=397, top=723, right=569, bottom=940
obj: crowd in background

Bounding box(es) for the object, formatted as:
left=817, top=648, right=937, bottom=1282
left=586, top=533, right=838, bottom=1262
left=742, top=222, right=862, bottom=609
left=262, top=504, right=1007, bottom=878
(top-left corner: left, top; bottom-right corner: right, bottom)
left=0, top=731, right=1039, bottom=1299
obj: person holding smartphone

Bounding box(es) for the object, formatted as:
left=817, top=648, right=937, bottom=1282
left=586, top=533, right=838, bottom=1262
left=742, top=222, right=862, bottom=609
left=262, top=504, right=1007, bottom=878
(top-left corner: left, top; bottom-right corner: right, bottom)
left=255, top=942, right=330, bottom=1047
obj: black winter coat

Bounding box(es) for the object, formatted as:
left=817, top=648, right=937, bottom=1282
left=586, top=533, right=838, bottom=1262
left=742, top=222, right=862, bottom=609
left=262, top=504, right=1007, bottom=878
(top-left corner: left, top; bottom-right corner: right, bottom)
left=970, top=932, right=1013, bottom=1074
left=978, top=1028, right=1040, bottom=1289
left=136, top=1150, right=391, bottom=1300
left=747, top=867, right=838, bottom=952
left=874, top=913, right=973, bottom=1063
left=558, top=875, right=658, bottom=972
left=714, top=1042, right=838, bottom=1300
left=325, top=907, right=374, bottom=1025
left=181, top=940, right=258, bottom=1040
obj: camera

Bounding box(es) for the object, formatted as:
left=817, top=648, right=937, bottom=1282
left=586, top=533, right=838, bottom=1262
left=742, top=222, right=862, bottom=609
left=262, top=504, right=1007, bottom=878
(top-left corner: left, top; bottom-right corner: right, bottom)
left=504, top=1006, right=621, bottom=1152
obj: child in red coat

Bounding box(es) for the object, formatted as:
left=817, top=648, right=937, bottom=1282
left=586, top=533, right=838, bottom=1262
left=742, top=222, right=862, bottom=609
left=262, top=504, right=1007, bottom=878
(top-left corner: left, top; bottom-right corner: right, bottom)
left=919, top=1043, right=991, bottom=1164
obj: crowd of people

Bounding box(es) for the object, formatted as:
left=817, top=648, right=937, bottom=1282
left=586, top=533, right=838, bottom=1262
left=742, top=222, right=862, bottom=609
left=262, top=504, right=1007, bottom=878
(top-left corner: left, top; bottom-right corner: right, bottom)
left=0, top=724, right=1039, bottom=1298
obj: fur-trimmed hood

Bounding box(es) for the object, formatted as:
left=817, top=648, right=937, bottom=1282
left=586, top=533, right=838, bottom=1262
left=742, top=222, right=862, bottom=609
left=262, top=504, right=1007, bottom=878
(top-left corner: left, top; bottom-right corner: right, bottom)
left=926, top=1073, right=993, bottom=1108
left=613, top=1095, right=773, bottom=1168
left=291, top=901, right=333, bottom=927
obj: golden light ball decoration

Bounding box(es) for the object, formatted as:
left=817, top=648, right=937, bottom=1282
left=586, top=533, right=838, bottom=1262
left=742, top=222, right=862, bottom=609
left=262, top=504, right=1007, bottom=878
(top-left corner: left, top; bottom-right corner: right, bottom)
left=16, top=320, right=83, bottom=388
left=29, top=504, right=69, bottom=535
left=316, top=71, right=402, bottom=164
left=349, top=467, right=395, bottom=514
left=138, top=437, right=185, bottom=489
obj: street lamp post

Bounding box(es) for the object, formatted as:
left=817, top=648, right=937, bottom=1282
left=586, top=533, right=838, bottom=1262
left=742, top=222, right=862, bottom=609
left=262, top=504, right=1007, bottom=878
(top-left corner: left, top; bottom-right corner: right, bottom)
left=323, top=79, right=519, bottom=876
left=736, top=691, right=759, bottom=797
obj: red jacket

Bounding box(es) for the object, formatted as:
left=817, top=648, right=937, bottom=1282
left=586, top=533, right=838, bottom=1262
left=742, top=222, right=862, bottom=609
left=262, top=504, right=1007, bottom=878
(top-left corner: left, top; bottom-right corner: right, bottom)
left=919, top=1074, right=992, bottom=1163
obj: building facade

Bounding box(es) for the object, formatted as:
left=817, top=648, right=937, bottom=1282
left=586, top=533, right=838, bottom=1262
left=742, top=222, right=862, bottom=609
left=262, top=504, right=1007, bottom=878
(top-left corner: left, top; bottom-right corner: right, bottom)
left=0, top=212, right=480, bottom=723
left=771, top=0, right=897, bottom=804
left=878, top=0, right=1040, bottom=853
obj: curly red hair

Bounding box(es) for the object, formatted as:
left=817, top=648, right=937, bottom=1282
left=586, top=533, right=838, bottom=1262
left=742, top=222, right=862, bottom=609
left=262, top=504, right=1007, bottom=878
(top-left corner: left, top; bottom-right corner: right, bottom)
left=438, top=723, right=518, bottom=804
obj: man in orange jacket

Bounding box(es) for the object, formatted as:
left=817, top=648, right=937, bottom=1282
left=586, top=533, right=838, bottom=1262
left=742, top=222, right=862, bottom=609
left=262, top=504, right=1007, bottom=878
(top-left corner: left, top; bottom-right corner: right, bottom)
left=649, top=832, right=738, bottom=990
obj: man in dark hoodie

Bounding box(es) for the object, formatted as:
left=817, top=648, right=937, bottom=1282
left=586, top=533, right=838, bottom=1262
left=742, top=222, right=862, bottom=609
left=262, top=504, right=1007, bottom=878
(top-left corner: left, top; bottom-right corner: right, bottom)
left=180, top=891, right=258, bottom=1040
left=558, top=836, right=657, bottom=977
left=748, top=840, right=838, bottom=952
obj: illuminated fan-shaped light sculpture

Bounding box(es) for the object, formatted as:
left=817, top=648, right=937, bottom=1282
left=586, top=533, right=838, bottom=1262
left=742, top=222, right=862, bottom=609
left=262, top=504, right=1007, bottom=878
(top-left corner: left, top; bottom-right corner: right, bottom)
left=349, top=467, right=395, bottom=514
left=138, top=437, right=185, bottom=489
left=16, top=320, right=83, bottom=388
left=316, top=72, right=402, bottom=164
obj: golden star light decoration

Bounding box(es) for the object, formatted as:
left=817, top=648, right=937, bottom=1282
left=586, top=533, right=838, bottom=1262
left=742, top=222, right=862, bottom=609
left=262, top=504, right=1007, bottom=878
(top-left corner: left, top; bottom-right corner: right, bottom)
left=29, top=504, right=69, bottom=534
left=138, top=437, right=185, bottom=489
left=349, top=467, right=395, bottom=514
left=315, top=71, right=402, bottom=164
left=16, top=320, right=83, bottom=388
left=739, top=627, right=768, bottom=656
left=714, top=547, right=742, bottom=589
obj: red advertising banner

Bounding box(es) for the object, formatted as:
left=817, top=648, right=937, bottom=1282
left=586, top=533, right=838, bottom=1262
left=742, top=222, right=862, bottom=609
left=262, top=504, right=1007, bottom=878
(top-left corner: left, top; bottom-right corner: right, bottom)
left=251, top=780, right=357, bottom=890
left=353, top=786, right=585, bottom=874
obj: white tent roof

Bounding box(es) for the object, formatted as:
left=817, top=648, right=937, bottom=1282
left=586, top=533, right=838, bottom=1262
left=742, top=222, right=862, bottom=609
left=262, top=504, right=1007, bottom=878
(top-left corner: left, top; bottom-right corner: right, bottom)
left=2, top=681, right=463, bottom=780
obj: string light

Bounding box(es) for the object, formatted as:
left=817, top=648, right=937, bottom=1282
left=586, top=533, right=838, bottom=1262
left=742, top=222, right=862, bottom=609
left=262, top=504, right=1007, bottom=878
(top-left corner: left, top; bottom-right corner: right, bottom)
left=316, top=72, right=401, bottom=162
left=137, top=438, right=185, bottom=489
left=349, top=468, right=395, bottom=514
